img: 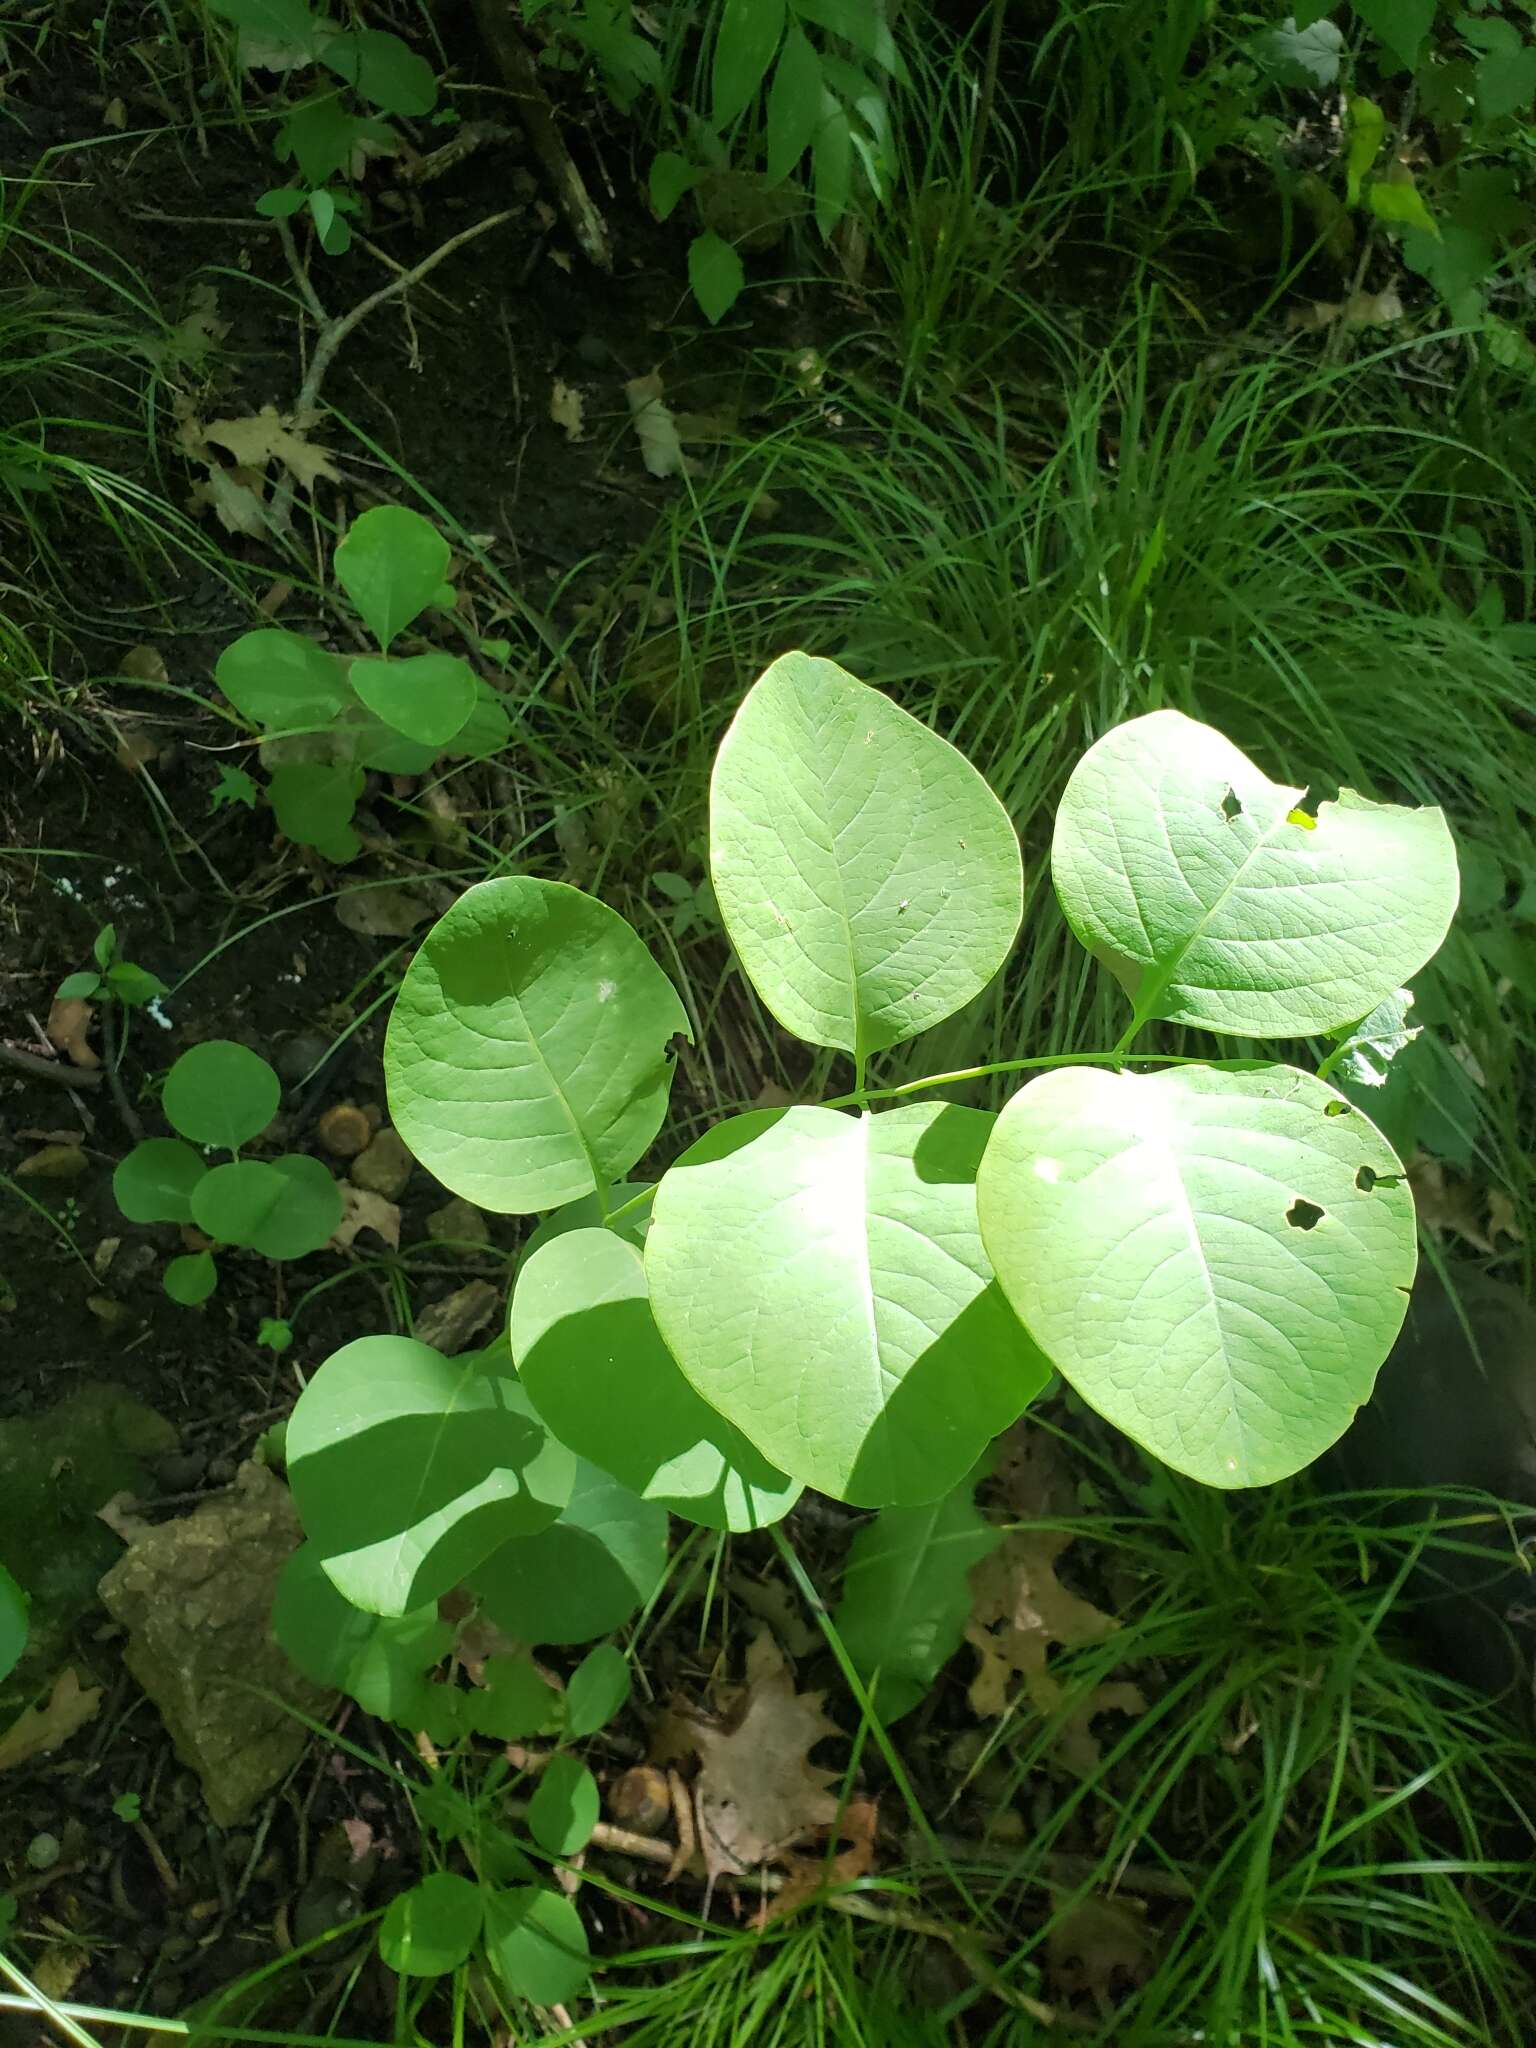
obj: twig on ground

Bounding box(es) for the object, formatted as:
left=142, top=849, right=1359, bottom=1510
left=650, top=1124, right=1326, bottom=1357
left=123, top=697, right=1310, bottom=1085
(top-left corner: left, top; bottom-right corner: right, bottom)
left=0, top=1044, right=101, bottom=1088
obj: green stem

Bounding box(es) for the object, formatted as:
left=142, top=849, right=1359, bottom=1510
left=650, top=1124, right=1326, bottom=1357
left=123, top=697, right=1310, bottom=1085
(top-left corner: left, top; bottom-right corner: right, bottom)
left=604, top=1182, right=658, bottom=1229
left=823, top=1049, right=1212, bottom=1113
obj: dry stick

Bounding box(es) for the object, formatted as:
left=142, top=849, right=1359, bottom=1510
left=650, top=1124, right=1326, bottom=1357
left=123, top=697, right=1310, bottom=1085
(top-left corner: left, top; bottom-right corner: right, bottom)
left=470, top=0, right=612, bottom=270
left=0, top=1044, right=101, bottom=1088
left=269, top=209, right=519, bottom=533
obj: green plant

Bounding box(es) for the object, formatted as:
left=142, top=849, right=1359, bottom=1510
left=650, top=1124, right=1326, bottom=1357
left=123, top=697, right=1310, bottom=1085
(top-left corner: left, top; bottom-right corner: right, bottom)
left=0, top=1566, right=25, bottom=1686
left=112, top=1040, right=341, bottom=1304
left=110, top=1793, right=141, bottom=1824
left=213, top=505, right=512, bottom=862
left=200, top=0, right=444, bottom=254
left=55, top=923, right=167, bottom=1013
left=277, top=653, right=1458, bottom=1727
left=527, top=0, right=901, bottom=319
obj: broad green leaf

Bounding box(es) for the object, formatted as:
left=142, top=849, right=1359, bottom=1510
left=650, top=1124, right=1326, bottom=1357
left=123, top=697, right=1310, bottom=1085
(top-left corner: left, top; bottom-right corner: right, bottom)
left=0, top=1565, right=28, bottom=1685
left=1350, top=0, right=1432, bottom=70
left=832, top=1469, right=1001, bottom=1721
left=334, top=506, right=449, bottom=651
left=93, top=925, right=116, bottom=970
left=287, top=1336, right=575, bottom=1615
left=319, top=28, right=438, bottom=116
left=443, top=679, right=514, bottom=761
left=203, top=0, right=318, bottom=50
left=688, top=231, right=745, bottom=324
left=649, top=150, right=702, bottom=220
left=645, top=1103, right=1051, bottom=1506
left=528, top=1755, right=599, bottom=1858
left=977, top=1062, right=1418, bottom=1490
left=790, top=0, right=894, bottom=69
left=1330, top=988, right=1419, bottom=1087
left=713, top=0, right=785, bottom=125
left=256, top=186, right=307, bottom=219
left=267, top=760, right=364, bottom=863
left=1253, top=16, right=1342, bottom=87
left=162, top=1040, right=279, bottom=1150
left=193, top=1155, right=340, bottom=1257
left=272, top=1543, right=452, bottom=1720
left=512, top=1228, right=801, bottom=1531
left=351, top=652, right=477, bottom=748
left=55, top=970, right=101, bottom=1000
left=466, top=1654, right=561, bottom=1740
left=471, top=1461, right=668, bottom=1645
left=215, top=628, right=350, bottom=732
left=1475, top=43, right=1536, bottom=122
left=1345, top=95, right=1384, bottom=205
left=766, top=26, right=823, bottom=181
left=379, top=1872, right=482, bottom=1978
left=564, top=1644, right=629, bottom=1738
left=1051, top=711, right=1459, bottom=1039
left=710, top=653, right=1022, bottom=1057
left=164, top=1250, right=218, bottom=1305
left=1369, top=171, right=1438, bottom=237
left=113, top=1139, right=206, bottom=1224
left=483, top=1886, right=590, bottom=2006
left=811, top=94, right=852, bottom=237
left=105, top=962, right=167, bottom=1007
left=386, top=877, right=690, bottom=1213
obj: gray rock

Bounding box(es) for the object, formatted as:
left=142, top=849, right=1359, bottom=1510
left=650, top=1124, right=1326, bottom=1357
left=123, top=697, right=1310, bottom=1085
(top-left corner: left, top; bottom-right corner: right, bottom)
left=98, top=1463, right=336, bottom=1826
left=348, top=1128, right=414, bottom=1200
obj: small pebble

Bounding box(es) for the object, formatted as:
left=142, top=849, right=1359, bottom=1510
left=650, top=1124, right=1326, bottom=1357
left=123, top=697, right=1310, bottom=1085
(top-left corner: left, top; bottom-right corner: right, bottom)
left=608, top=1766, right=670, bottom=1837
left=317, top=1103, right=372, bottom=1159
left=348, top=1128, right=414, bottom=1200
left=426, top=1196, right=490, bottom=1252
left=26, top=1832, right=61, bottom=1870
left=274, top=1032, right=329, bottom=1085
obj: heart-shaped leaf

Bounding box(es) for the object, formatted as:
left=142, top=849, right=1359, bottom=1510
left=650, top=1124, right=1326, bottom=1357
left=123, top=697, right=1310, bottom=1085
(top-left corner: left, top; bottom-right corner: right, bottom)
left=563, top=1643, right=629, bottom=1738
left=709, top=653, right=1023, bottom=1056
left=1051, top=711, right=1459, bottom=1039
left=287, top=1336, right=575, bottom=1615
left=190, top=1154, right=340, bottom=1258
left=483, top=1886, right=590, bottom=2005
left=645, top=1103, right=1051, bottom=1506
left=334, top=506, right=449, bottom=651
left=977, top=1062, right=1418, bottom=1489
left=512, top=1227, right=801, bottom=1531
left=350, top=652, right=477, bottom=748
left=162, top=1041, right=279, bottom=1151
left=113, top=1139, right=206, bottom=1224
left=215, top=628, right=351, bottom=732
left=386, top=878, right=690, bottom=1214
left=379, top=1872, right=482, bottom=1978
left=272, top=1543, right=452, bottom=1721
left=470, top=1461, right=668, bottom=1645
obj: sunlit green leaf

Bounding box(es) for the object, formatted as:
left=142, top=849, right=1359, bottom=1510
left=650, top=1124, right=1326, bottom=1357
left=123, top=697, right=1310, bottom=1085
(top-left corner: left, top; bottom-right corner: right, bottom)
left=379, top=1872, right=482, bottom=1978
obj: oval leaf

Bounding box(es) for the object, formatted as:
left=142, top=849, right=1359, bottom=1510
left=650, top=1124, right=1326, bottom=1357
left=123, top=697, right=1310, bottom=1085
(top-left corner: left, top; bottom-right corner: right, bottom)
left=287, top=1335, right=576, bottom=1616
left=113, top=1138, right=206, bottom=1224
left=379, top=1872, right=482, bottom=1979
left=766, top=26, right=822, bottom=182
left=1, top=1564, right=29, bottom=1685
left=528, top=1754, right=599, bottom=1858
left=713, top=0, right=785, bottom=124
left=386, top=878, right=690, bottom=1214
left=688, top=230, right=745, bottom=324
left=351, top=652, right=478, bottom=748
left=470, top=1461, right=668, bottom=1646
left=563, top=1643, right=629, bottom=1738
left=162, top=1040, right=279, bottom=1150
left=1051, top=711, right=1460, bottom=1040
left=267, top=760, right=363, bottom=863
left=334, top=506, right=450, bottom=652
left=512, top=1228, right=801, bottom=1531
left=214, top=628, right=350, bottom=731
left=164, top=1250, right=218, bottom=1305
left=645, top=1103, right=1051, bottom=1506
left=319, top=27, right=438, bottom=116
left=483, top=1886, right=590, bottom=2006
left=977, top=1062, right=1418, bottom=1489
left=710, top=653, right=1023, bottom=1056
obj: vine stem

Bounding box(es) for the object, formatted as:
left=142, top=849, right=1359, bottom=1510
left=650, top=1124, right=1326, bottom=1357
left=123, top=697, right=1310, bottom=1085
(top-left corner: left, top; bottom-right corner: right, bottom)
left=821, top=1048, right=1214, bottom=1113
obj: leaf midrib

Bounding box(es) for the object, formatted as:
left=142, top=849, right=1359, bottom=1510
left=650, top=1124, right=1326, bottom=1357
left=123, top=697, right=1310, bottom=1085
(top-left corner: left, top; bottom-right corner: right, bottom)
left=493, top=930, right=605, bottom=1199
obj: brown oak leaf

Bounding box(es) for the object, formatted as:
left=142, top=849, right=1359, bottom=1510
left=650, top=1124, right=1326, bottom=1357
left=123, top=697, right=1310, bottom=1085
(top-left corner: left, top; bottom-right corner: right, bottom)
left=691, top=1630, right=842, bottom=1878
left=0, top=1669, right=103, bottom=1773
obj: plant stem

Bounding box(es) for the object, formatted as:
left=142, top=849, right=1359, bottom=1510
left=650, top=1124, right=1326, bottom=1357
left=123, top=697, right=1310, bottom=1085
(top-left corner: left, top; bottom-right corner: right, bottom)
left=823, top=1049, right=1212, bottom=1112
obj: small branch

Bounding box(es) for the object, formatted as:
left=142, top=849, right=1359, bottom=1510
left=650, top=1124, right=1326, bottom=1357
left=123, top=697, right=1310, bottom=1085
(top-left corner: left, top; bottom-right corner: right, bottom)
left=0, top=1044, right=102, bottom=1089
left=470, top=0, right=612, bottom=270
left=99, top=1004, right=145, bottom=1141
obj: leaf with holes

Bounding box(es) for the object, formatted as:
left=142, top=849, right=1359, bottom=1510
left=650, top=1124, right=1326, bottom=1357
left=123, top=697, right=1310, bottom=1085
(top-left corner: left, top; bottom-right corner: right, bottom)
left=646, top=1103, right=1051, bottom=1506
left=833, top=1467, right=1003, bottom=1721
left=286, top=1335, right=575, bottom=1615
left=977, top=1063, right=1417, bottom=1489
left=1330, top=987, right=1419, bottom=1088
left=385, top=878, right=690, bottom=1214
left=1051, top=710, right=1458, bottom=1039
left=710, top=652, right=1023, bottom=1057
left=512, top=1227, right=801, bottom=1531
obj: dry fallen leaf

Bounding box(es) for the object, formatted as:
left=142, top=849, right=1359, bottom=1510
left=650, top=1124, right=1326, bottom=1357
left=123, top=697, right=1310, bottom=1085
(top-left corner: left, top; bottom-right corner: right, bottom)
left=45, top=996, right=99, bottom=1070
left=690, top=1630, right=843, bottom=1878
left=1046, top=1893, right=1153, bottom=2015
left=1410, top=1160, right=1523, bottom=1255
left=0, top=1669, right=103, bottom=1773
left=549, top=378, right=587, bottom=441
left=117, top=643, right=169, bottom=685
left=335, top=882, right=438, bottom=937
left=624, top=371, right=687, bottom=480
left=765, top=1793, right=879, bottom=1923
left=201, top=407, right=340, bottom=490
left=330, top=1184, right=402, bottom=1252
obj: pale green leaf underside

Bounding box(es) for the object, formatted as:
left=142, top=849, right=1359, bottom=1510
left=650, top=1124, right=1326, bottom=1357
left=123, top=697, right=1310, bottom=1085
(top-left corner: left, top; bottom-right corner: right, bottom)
left=977, top=1063, right=1417, bottom=1489
left=512, top=1227, right=801, bottom=1532
left=386, top=878, right=690, bottom=1214
left=645, top=1102, right=1051, bottom=1507
left=286, top=1335, right=575, bottom=1615
left=1051, top=710, right=1459, bottom=1038
left=709, top=652, right=1024, bottom=1055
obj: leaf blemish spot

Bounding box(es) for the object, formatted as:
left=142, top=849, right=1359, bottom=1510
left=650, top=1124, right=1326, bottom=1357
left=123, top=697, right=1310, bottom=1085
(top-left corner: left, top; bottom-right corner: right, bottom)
left=1220, top=788, right=1242, bottom=822
left=596, top=979, right=617, bottom=1003
left=1286, top=1198, right=1325, bottom=1231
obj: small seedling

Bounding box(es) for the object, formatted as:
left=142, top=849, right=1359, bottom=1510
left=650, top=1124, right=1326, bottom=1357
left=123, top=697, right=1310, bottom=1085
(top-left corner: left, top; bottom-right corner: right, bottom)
left=111, top=1792, right=142, bottom=1824
left=56, top=925, right=167, bottom=1012
left=649, top=866, right=717, bottom=940
left=257, top=1317, right=294, bottom=1355
left=113, top=1042, right=342, bottom=1305
left=212, top=507, right=511, bottom=863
